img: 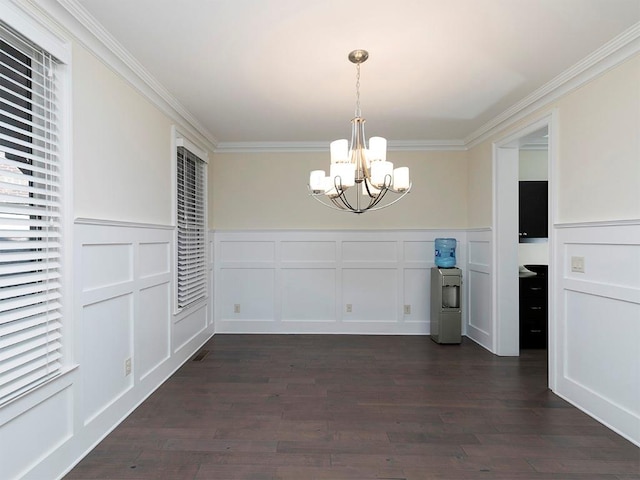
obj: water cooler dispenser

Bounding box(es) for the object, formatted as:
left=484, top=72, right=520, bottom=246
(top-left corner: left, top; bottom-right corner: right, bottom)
left=430, top=267, right=462, bottom=344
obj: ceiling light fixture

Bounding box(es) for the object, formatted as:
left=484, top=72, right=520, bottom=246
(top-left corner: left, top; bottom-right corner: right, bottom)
left=308, top=49, right=411, bottom=214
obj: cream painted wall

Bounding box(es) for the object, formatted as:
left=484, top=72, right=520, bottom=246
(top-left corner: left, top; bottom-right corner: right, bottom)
left=467, top=54, right=640, bottom=227
left=556, top=55, right=640, bottom=223
left=519, top=149, right=548, bottom=181
left=466, top=141, right=493, bottom=228
left=73, top=45, right=174, bottom=225
left=210, top=150, right=468, bottom=230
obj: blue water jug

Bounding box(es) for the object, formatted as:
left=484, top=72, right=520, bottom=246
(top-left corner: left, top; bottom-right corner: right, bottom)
left=435, top=238, right=456, bottom=268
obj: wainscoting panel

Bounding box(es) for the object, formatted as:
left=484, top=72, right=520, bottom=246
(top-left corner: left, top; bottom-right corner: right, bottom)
left=403, top=241, right=433, bottom=263
left=137, top=283, right=171, bottom=381
left=468, top=269, right=492, bottom=336
left=465, top=229, right=492, bottom=349
left=281, top=268, right=336, bottom=322
left=139, top=242, right=170, bottom=279
left=554, top=221, right=640, bottom=446
left=12, top=220, right=217, bottom=480
left=82, top=243, right=133, bottom=291
left=82, top=294, right=134, bottom=425
left=281, top=241, right=336, bottom=263
left=208, top=236, right=215, bottom=327
left=219, top=240, right=275, bottom=264
left=403, top=268, right=430, bottom=324
left=343, top=268, right=398, bottom=322
left=342, top=240, right=397, bottom=263
left=566, top=291, right=639, bottom=414
left=218, top=268, right=276, bottom=321
left=173, top=303, right=209, bottom=354
left=1, top=385, right=73, bottom=480
left=213, top=230, right=467, bottom=335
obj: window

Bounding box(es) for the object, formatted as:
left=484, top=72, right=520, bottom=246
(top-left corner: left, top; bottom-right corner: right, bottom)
left=176, top=140, right=206, bottom=310
left=0, top=21, right=63, bottom=404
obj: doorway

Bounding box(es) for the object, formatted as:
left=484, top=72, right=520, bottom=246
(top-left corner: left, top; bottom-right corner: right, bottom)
left=492, top=112, right=556, bottom=387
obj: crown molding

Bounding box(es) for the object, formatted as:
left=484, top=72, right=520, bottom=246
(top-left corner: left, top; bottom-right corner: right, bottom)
left=214, top=142, right=327, bottom=154
left=23, top=0, right=218, bottom=153
left=464, top=21, right=640, bottom=149
left=14, top=1, right=639, bottom=156
left=519, top=144, right=548, bottom=151
left=213, top=19, right=640, bottom=155
left=213, top=139, right=467, bottom=154
left=389, top=140, right=467, bottom=151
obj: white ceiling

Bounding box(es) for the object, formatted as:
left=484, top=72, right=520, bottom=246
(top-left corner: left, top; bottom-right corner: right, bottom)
left=74, top=0, right=640, bottom=146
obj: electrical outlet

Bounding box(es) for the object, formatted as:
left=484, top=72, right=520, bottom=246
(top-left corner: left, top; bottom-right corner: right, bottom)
left=571, top=256, right=585, bottom=273
left=346, top=304, right=352, bottom=313
left=125, top=357, right=132, bottom=376
left=234, top=304, right=241, bottom=313
left=404, top=304, right=411, bottom=315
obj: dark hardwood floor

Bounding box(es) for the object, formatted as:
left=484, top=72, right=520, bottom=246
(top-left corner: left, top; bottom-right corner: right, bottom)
left=64, top=335, right=640, bottom=480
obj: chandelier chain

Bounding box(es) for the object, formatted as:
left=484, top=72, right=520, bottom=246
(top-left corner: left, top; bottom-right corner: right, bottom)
left=355, top=63, right=361, bottom=118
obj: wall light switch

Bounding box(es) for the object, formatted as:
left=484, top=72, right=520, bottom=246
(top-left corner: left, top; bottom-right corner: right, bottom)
left=234, top=304, right=241, bottom=314
left=346, top=304, right=352, bottom=313
left=125, top=357, right=132, bottom=376
left=571, top=256, right=585, bottom=273
left=404, top=305, right=411, bottom=315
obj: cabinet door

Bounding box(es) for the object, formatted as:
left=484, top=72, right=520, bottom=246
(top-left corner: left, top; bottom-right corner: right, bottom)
left=519, top=181, right=548, bottom=241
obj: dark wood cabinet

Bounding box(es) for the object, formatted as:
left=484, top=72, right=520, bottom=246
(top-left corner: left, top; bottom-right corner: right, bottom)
left=519, top=265, right=547, bottom=349
left=519, top=181, right=548, bottom=242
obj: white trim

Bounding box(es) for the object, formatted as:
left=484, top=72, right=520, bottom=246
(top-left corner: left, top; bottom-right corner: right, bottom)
left=1, top=0, right=71, bottom=62
left=213, top=139, right=468, bottom=153
left=212, top=229, right=468, bottom=336
left=553, top=222, right=640, bottom=447
left=29, top=0, right=217, bottom=153
left=492, top=111, right=558, bottom=361
left=176, top=137, right=208, bottom=164
left=465, top=22, right=640, bottom=149
left=555, top=218, right=640, bottom=229
left=209, top=22, right=640, bottom=154
left=173, top=127, right=209, bottom=314
left=16, top=2, right=639, bottom=155
left=74, top=217, right=174, bottom=230
left=0, top=6, right=74, bottom=405
left=390, top=140, right=467, bottom=151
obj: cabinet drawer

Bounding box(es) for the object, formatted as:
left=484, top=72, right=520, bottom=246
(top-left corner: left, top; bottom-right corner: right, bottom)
left=520, top=316, right=546, bottom=348
left=519, top=277, right=546, bottom=298
left=520, top=328, right=547, bottom=349
left=520, top=300, right=546, bottom=320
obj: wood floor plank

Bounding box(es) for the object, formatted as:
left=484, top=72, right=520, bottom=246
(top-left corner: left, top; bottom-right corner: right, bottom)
left=64, top=335, right=639, bottom=480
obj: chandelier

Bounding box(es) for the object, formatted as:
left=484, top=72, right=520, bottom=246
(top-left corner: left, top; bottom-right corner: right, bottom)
left=308, top=49, right=411, bottom=214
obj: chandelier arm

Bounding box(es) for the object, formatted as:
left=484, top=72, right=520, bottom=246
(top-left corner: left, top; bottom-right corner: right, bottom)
left=334, top=188, right=358, bottom=212
left=367, top=186, right=391, bottom=209
left=364, top=186, right=412, bottom=212
left=307, top=185, right=411, bottom=214
left=362, top=179, right=379, bottom=199
left=362, top=175, right=393, bottom=208
left=332, top=176, right=359, bottom=212
left=330, top=196, right=347, bottom=210
left=386, top=182, right=413, bottom=194
left=308, top=189, right=350, bottom=212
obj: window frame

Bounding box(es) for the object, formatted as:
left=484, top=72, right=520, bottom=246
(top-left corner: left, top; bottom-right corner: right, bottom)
left=173, top=128, right=208, bottom=314
left=0, top=5, right=72, bottom=408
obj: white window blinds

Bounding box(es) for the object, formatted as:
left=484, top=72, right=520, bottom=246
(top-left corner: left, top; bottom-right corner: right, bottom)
left=0, top=23, right=62, bottom=404
left=176, top=144, right=206, bottom=309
